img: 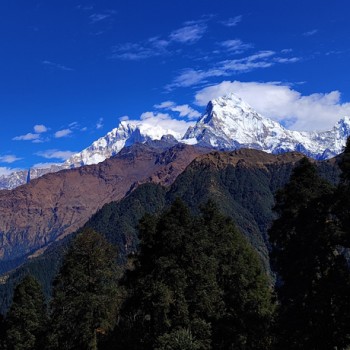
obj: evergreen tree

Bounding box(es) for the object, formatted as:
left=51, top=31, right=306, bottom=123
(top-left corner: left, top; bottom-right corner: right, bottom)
left=339, top=136, right=350, bottom=184
left=200, top=201, right=274, bottom=350
left=48, top=228, right=120, bottom=350
left=269, top=157, right=350, bottom=349
left=117, top=199, right=275, bottom=349
left=5, top=275, right=47, bottom=350
left=155, top=328, right=202, bottom=350
left=0, top=314, right=5, bottom=350
left=333, top=136, right=350, bottom=246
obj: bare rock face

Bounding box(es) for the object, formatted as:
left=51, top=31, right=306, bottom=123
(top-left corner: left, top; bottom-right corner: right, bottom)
left=191, top=148, right=307, bottom=170
left=0, top=142, right=208, bottom=263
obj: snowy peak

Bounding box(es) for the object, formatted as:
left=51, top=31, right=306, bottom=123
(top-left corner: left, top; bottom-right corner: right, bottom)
left=183, top=93, right=350, bottom=159
left=2, top=92, right=350, bottom=190
left=334, top=116, right=350, bottom=137
left=184, top=93, right=285, bottom=149
left=63, top=119, right=184, bottom=168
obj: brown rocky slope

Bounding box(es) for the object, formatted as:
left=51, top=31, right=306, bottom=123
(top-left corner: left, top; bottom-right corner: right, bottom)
left=0, top=142, right=209, bottom=263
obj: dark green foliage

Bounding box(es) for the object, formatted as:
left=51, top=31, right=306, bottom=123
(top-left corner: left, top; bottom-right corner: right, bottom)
left=0, top=313, right=5, bottom=349
left=333, top=137, right=350, bottom=247
left=5, top=275, right=47, bottom=350
left=0, top=235, right=73, bottom=315
left=201, top=201, right=275, bottom=350
left=339, top=136, right=350, bottom=183
left=0, top=152, right=338, bottom=315
left=117, top=200, right=275, bottom=349
left=86, top=183, right=167, bottom=261
left=48, top=228, right=120, bottom=350
left=155, top=328, right=203, bottom=350
left=269, top=158, right=350, bottom=349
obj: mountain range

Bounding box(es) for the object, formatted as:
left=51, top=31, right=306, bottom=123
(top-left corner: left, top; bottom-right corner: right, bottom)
left=1, top=93, right=349, bottom=190
left=0, top=142, right=208, bottom=271
left=0, top=145, right=340, bottom=312
left=0, top=92, right=347, bottom=331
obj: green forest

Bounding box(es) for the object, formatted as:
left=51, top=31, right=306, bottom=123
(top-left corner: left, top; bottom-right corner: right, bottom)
left=1, top=141, right=350, bottom=349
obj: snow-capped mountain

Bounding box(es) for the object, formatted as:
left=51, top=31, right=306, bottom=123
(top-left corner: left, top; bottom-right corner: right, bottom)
left=0, top=120, right=183, bottom=189
left=183, top=93, right=350, bottom=159
left=63, top=120, right=183, bottom=168
left=1, top=92, right=350, bottom=190
left=0, top=165, right=64, bottom=191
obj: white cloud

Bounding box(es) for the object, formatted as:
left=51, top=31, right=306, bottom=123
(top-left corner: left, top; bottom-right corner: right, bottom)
left=112, top=21, right=206, bottom=60
left=220, top=51, right=275, bottom=70
left=0, top=167, right=22, bottom=177
left=42, top=60, right=74, bottom=71
left=32, top=162, right=61, bottom=169
left=154, top=101, right=175, bottom=109
left=155, top=101, right=201, bottom=120
left=137, top=112, right=194, bottom=136
left=54, top=129, right=72, bottom=138
left=221, top=16, right=242, bottom=27
left=90, top=13, right=109, bottom=23
left=120, top=115, right=129, bottom=121
left=171, top=105, right=201, bottom=119
left=36, top=149, right=76, bottom=161
left=34, top=124, right=48, bottom=133
left=195, top=80, right=350, bottom=131
left=169, top=24, right=207, bottom=43
left=0, top=155, right=22, bottom=163
left=96, top=117, right=104, bottom=129
left=140, top=112, right=171, bottom=121
left=76, top=4, right=94, bottom=11
left=69, top=122, right=79, bottom=128
left=13, top=125, right=49, bottom=141
left=112, top=41, right=169, bottom=60
left=167, top=68, right=224, bottom=89
left=274, top=57, right=300, bottom=63
left=303, top=29, right=318, bottom=36
left=13, top=133, right=40, bottom=141
left=219, top=39, right=253, bottom=53
left=89, top=10, right=116, bottom=23
left=168, top=50, right=300, bottom=89
left=32, top=139, right=45, bottom=144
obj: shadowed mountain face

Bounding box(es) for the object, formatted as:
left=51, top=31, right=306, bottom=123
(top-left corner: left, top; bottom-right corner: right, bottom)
left=0, top=148, right=339, bottom=313
left=0, top=142, right=209, bottom=267
left=79, top=149, right=310, bottom=264
left=84, top=149, right=339, bottom=265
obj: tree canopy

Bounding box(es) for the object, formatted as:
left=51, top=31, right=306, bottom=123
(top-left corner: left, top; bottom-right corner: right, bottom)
left=269, top=157, right=350, bottom=349
left=48, top=228, right=120, bottom=350
left=5, top=275, right=47, bottom=350
left=117, top=199, right=275, bottom=350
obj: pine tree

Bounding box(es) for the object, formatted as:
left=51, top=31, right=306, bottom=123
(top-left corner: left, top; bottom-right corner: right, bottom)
left=339, top=136, right=350, bottom=184
left=269, top=157, right=350, bottom=349
left=200, top=201, right=275, bottom=350
left=5, top=275, right=47, bottom=350
left=333, top=136, right=350, bottom=247
left=48, top=228, right=120, bottom=350
left=117, top=199, right=275, bottom=349
left=155, top=328, right=202, bottom=350
left=0, top=314, right=5, bottom=350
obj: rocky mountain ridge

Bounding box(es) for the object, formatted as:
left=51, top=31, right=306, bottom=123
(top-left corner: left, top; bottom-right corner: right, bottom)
left=183, top=94, right=350, bottom=158
left=0, top=142, right=208, bottom=269
left=1, top=93, right=349, bottom=190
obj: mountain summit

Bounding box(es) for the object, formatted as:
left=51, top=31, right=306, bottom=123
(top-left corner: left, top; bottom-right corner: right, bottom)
left=182, top=93, right=350, bottom=159
left=1, top=93, right=350, bottom=190
left=63, top=120, right=180, bottom=168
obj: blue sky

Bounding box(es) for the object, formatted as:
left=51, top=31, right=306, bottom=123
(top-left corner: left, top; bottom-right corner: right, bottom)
left=1, top=0, right=350, bottom=173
